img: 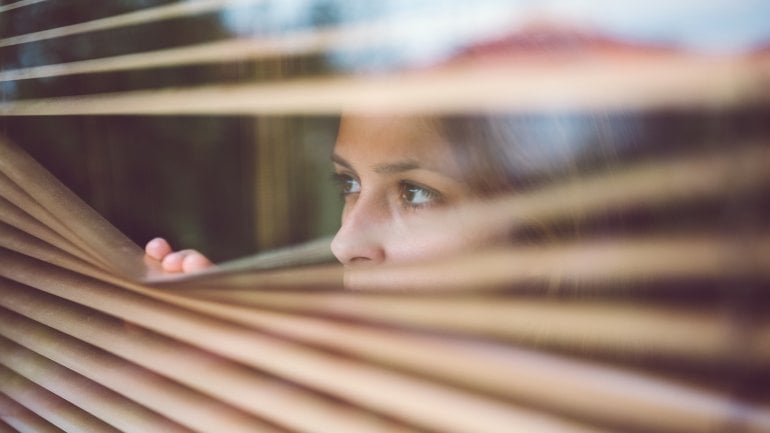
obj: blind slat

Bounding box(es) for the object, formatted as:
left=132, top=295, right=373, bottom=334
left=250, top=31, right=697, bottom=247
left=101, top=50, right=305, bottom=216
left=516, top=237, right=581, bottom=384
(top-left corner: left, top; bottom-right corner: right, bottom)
left=0, top=0, right=47, bottom=14
left=0, top=392, right=64, bottom=433
left=343, top=235, right=770, bottom=291
left=177, top=285, right=770, bottom=369
left=0, top=11, right=506, bottom=83
left=136, top=288, right=770, bottom=433
left=0, top=365, right=122, bottom=433
left=0, top=138, right=152, bottom=279
left=0, top=256, right=612, bottom=433
left=0, top=0, right=261, bottom=48
left=0, top=279, right=421, bottom=433
left=0, top=201, right=107, bottom=272
left=0, top=420, right=19, bottom=433
left=0, top=172, right=116, bottom=273
left=0, top=307, right=272, bottom=433
left=0, top=24, right=364, bottom=82
left=1, top=57, right=767, bottom=115
left=0, top=337, right=194, bottom=433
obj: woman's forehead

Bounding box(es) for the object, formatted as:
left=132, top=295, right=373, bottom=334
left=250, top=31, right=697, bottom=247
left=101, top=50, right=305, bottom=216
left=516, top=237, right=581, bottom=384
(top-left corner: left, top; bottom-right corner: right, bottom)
left=333, top=116, right=459, bottom=170
left=336, top=115, right=438, bottom=143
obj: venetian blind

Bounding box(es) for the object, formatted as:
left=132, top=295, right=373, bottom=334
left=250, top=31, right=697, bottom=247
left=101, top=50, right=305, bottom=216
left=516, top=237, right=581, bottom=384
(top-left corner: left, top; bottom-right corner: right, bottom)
left=1, top=1, right=769, bottom=433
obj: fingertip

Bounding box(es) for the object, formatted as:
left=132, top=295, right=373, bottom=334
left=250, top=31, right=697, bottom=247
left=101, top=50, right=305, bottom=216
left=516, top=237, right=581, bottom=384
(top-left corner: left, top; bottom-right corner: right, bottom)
left=161, top=251, right=185, bottom=273
left=145, top=237, right=172, bottom=260
left=183, top=252, right=213, bottom=273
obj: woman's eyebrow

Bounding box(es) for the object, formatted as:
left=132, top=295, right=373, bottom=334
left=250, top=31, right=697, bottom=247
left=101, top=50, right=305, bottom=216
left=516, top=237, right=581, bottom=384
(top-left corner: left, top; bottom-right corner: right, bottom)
left=372, top=160, right=420, bottom=174
left=333, top=153, right=422, bottom=174
left=331, top=153, right=353, bottom=169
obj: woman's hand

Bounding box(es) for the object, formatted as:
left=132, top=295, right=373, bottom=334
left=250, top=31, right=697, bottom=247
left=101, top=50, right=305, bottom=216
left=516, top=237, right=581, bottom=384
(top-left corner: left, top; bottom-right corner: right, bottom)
left=145, top=237, right=213, bottom=273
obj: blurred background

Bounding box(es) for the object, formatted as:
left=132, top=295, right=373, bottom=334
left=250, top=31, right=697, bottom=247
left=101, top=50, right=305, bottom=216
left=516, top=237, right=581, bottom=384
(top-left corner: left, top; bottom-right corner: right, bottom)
left=0, top=0, right=351, bottom=261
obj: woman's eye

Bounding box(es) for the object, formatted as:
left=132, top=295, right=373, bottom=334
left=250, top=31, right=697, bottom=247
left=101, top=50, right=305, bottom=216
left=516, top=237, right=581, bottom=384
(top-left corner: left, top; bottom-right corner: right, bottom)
left=400, top=182, right=441, bottom=208
left=333, top=173, right=361, bottom=195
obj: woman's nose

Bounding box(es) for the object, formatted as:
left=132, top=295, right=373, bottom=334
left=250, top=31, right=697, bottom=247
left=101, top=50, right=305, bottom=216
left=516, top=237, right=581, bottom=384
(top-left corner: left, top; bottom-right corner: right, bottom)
left=331, top=198, right=387, bottom=265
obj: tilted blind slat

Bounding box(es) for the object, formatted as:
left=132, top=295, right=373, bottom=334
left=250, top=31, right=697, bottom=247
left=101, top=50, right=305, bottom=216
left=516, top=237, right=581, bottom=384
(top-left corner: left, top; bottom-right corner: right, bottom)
left=131, top=288, right=770, bottom=433
left=0, top=10, right=527, bottom=83
left=0, top=175, right=117, bottom=274
left=175, top=286, right=770, bottom=370
left=0, top=365, right=121, bottom=433
left=0, top=0, right=48, bottom=14
left=0, top=337, right=194, bottom=433
left=0, top=138, right=151, bottom=278
left=0, top=307, right=272, bottom=433
left=0, top=0, right=262, bottom=48
left=1, top=58, right=767, bottom=116
left=0, top=279, right=421, bottom=433
left=0, top=253, right=614, bottom=433
left=0, top=202, right=109, bottom=273
left=0, top=391, right=64, bottom=433
left=0, top=420, right=18, bottom=433
left=0, top=23, right=374, bottom=82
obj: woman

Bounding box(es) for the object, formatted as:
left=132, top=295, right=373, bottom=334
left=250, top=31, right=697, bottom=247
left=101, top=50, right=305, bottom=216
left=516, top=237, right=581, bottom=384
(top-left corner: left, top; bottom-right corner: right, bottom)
left=145, top=112, right=600, bottom=272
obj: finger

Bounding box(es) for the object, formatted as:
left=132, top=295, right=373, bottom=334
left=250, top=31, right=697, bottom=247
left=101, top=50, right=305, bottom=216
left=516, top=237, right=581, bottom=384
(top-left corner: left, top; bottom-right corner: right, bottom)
left=161, top=249, right=211, bottom=273
left=161, top=250, right=187, bottom=272
left=145, top=237, right=172, bottom=261
left=182, top=251, right=213, bottom=273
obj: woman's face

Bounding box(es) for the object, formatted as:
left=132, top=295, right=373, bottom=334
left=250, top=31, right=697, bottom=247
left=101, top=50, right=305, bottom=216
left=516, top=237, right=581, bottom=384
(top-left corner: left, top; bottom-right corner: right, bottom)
left=330, top=115, right=499, bottom=265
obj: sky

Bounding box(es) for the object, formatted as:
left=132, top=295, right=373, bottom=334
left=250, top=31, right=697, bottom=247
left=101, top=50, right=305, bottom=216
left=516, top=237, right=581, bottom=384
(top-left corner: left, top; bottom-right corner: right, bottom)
left=220, top=0, right=770, bottom=71
left=522, top=0, right=770, bottom=51
left=222, top=0, right=770, bottom=51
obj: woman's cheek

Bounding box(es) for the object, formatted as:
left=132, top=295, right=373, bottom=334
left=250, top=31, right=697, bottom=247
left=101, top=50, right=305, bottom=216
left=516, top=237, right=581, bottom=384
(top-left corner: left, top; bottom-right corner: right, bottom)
left=381, top=224, right=472, bottom=263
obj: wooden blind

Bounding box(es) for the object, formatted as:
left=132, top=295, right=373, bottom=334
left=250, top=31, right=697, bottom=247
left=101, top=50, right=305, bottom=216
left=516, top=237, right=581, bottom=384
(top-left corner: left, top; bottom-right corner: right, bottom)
left=1, top=1, right=769, bottom=432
